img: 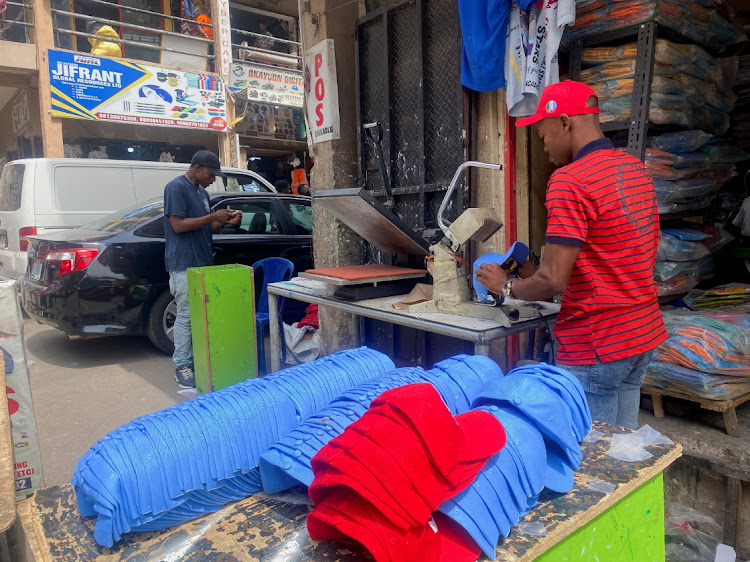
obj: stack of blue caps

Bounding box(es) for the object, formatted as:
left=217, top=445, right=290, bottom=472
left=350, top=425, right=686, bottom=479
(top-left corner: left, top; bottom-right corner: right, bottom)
left=72, top=347, right=394, bottom=547
left=262, top=347, right=394, bottom=421
left=259, top=354, right=502, bottom=493
left=438, top=363, right=592, bottom=559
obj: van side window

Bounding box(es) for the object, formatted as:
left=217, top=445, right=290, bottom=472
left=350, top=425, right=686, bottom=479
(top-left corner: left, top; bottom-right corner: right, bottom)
left=0, top=164, right=25, bottom=212
left=54, top=167, right=136, bottom=212
left=224, top=174, right=271, bottom=193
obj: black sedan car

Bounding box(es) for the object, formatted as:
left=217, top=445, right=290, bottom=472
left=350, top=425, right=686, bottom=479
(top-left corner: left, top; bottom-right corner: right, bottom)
left=22, top=193, right=313, bottom=353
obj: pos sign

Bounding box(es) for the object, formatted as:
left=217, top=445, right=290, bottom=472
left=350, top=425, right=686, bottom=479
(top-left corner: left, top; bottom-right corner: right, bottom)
left=304, top=39, right=340, bottom=143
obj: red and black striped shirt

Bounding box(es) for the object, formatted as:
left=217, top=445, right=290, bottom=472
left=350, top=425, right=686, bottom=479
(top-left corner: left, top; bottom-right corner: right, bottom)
left=546, top=138, right=668, bottom=365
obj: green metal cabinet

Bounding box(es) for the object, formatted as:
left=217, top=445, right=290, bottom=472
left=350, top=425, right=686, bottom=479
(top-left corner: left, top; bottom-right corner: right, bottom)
left=188, top=264, right=257, bottom=394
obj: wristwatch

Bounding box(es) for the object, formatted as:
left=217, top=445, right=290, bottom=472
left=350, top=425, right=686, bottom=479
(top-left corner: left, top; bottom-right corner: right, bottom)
left=502, top=279, right=514, bottom=299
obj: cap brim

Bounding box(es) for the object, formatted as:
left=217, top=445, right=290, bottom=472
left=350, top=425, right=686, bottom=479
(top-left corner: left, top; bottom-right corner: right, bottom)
left=432, top=511, right=483, bottom=562
left=208, top=167, right=226, bottom=177
left=543, top=445, right=576, bottom=493
left=455, top=410, right=507, bottom=462
left=515, top=114, right=543, bottom=127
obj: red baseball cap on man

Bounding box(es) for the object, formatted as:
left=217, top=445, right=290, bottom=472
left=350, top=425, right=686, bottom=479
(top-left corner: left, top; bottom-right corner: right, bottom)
left=515, top=80, right=600, bottom=127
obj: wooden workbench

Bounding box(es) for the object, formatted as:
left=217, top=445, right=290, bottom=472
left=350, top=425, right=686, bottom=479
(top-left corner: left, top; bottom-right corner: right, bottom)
left=16, top=422, right=681, bottom=561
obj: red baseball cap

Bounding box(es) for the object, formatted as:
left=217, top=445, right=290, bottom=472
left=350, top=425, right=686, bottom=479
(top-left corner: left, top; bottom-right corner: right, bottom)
left=515, top=80, right=600, bottom=127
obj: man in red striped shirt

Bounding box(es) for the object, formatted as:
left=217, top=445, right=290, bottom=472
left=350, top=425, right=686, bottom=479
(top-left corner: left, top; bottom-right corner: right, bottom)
left=475, top=80, right=667, bottom=429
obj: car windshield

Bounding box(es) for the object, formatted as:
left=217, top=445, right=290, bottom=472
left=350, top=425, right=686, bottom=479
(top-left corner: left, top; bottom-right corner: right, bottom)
left=82, top=198, right=165, bottom=233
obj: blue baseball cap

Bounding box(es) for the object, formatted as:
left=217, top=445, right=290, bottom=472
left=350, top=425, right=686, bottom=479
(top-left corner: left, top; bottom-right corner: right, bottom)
left=473, top=242, right=530, bottom=303
left=473, top=375, right=580, bottom=466
left=472, top=376, right=582, bottom=493
left=437, top=403, right=548, bottom=556
left=482, top=405, right=547, bottom=496
left=508, top=365, right=591, bottom=441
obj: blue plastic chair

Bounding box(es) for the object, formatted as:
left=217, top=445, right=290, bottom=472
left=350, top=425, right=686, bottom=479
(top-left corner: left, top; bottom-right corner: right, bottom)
left=253, top=257, right=294, bottom=375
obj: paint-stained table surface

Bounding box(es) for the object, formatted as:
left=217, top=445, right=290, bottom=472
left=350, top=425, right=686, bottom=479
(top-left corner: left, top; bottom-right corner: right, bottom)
left=18, top=422, right=681, bottom=561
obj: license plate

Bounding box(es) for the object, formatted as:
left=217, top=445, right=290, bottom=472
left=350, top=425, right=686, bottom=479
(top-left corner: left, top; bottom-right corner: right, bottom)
left=30, top=260, right=42, bottom=281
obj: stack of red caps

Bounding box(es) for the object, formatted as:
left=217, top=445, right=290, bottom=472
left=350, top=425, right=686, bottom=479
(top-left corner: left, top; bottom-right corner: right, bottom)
left=307, top=383, right=507, bottom=562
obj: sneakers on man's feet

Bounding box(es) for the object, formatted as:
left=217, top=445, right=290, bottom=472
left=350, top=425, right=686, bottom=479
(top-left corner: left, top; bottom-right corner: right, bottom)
left=175, top=365, right=195, bottom=388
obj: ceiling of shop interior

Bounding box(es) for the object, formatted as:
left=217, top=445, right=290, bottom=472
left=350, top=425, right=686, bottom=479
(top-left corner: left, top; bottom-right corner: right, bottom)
left=234, top=0, right=299, bottom=18
left=0, top=87, right=18, bottom=114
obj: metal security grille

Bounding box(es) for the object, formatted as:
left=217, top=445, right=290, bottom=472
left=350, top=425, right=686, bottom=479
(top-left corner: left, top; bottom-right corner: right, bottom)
left=355, top=0, right=467, bottom=365
left=356, top=0, right=465, bottom=261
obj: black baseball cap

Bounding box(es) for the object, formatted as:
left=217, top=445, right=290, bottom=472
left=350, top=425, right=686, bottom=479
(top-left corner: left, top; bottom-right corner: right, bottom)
left=191, top=150, right=226, bottom=177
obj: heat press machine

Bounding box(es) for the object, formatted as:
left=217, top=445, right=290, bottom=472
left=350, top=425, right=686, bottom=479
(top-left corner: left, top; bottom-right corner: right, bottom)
left=315, top=162, right=534, bottom=327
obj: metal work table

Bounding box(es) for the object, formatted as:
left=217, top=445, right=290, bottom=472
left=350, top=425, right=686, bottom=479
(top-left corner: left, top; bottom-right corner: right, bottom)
left=267, top=279, right=559, bottom=372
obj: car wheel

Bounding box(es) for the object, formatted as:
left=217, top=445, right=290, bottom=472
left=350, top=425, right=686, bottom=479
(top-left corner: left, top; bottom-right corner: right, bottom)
left=147, top=290, right=176, bottom=354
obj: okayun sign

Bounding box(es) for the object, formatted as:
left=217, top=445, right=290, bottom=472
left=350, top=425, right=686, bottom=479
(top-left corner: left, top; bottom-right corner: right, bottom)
left=304, top=39, right=340, bottom=142
left=228, top=62, right=304, bottom=108
left=48, top=49, right=228, bottom=131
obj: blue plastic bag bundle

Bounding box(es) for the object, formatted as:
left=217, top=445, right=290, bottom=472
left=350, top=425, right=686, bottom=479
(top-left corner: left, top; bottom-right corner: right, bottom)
left=437, top=364, right=592, bottom=559
left=645, top=360, right=750, bottom=400
left=72, top=347, right=394, bottom=547
left=565, top=0, right=745, bottom=51
left=647, top=130, right=714, bottom=153
left=259, top=355, right=503, bottom=492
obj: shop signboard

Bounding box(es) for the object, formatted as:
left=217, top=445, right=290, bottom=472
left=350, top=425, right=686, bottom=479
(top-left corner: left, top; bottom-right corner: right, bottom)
left=0, top=281, right=44, bottom=499
left=304, top=39, right=340, bottom=143
left=48, top=49, right=228, bottom=131
left=234, top=102, right=303, bottom=142
left=229, top=133, right=240, bottom=168
left=229, top=62, right=304, bottom=109
left=215, top=0, right=232, bottom=77
left=11, top=89, right=30, bottom=136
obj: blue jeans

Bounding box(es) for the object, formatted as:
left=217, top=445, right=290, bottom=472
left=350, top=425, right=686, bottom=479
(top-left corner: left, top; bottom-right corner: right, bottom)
left=169, top=271, right=193, bottom=369
left=558, top=350, right=654, bottom=430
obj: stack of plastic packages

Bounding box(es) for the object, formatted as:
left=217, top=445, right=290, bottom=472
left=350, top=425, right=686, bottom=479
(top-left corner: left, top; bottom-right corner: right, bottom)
left=577, top=39, right=738, bottom=136
left=641, top=131, right=749, bottom=215
left=645, top=309, right=750, bottom=400
left=689, top=284, right=750, bottom=308
left=305, top=363, right=592, bottom=561
left=729, top=55, right=750, bottom=152
left=567, top=0, right=745, bottom=52
left=655, top=226, right=733, bottom=297
left=71, top=347, right=395, bottom=547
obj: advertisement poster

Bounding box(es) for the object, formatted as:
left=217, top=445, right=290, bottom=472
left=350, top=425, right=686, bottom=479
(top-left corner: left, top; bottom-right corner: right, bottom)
left=48, top=49, right=228, bottom=131
left=304, top=39, right=340, bottom=143
left=228, top=62, right=304, bottom=108
left=0, top=281, right=44, bottom=500
left=11, top=89, right=30, bottom=136
left=235, top=102, right=303, bottom=142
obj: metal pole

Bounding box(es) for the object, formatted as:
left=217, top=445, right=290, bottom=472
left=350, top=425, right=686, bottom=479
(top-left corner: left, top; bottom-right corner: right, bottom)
left=268, top=291, right=282, bottom=374
left=52, top=8, right=214, bottom=44
left=475, top=342, right=490, bottom=356
left=437, top=161, right=503, bottom=251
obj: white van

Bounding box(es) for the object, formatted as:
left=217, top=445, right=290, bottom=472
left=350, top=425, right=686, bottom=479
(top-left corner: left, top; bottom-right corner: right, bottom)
left=0, top=158, right=275, bottom=281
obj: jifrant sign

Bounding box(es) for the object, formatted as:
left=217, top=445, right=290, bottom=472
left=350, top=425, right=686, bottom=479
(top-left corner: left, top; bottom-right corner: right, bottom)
left=48, top=49, right=228, bottom=131
left=304, top=39, right=340, bottom=143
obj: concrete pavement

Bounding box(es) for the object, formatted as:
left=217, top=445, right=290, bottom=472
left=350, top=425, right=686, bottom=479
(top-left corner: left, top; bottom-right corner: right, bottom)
left=23, top=319, right=182, bottom=487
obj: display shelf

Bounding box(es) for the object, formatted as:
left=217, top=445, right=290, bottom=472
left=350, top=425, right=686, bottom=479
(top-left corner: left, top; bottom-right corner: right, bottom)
left=564, top=21, right=721, bottom=56
left=600, top=121, right=631, bottom=133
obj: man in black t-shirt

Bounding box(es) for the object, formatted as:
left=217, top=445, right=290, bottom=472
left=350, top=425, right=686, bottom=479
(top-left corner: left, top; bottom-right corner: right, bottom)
left=164, top=150, right=241, bottom=388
